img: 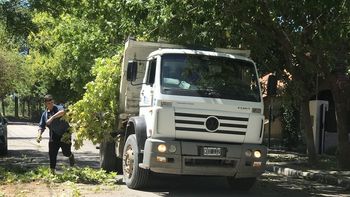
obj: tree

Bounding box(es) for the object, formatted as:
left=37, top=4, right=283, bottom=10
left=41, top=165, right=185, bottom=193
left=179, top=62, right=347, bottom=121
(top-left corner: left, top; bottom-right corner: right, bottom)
left=67, top=54, right=121, bottom=149
left=1, top=0, right=39, bottom=118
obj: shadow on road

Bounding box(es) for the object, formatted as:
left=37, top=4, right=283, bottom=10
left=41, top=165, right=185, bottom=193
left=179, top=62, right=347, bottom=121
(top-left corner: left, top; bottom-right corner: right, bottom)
left=137, top=172, right=349, bottom=197
left=0, top=149, right=100, bottom=170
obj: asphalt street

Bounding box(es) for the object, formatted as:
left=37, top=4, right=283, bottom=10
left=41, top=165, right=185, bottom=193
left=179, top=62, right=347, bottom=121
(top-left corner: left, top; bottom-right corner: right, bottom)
left=2, top=123, right=350, bottom=197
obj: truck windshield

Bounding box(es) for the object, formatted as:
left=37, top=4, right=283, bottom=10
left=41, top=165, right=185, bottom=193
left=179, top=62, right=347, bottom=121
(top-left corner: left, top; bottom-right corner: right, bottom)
left=160, top=54, right=261, bottom=102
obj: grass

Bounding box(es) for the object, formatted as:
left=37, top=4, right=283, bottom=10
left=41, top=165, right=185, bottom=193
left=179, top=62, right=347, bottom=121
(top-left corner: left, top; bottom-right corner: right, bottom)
left=0, top=165, right=117, bottom=185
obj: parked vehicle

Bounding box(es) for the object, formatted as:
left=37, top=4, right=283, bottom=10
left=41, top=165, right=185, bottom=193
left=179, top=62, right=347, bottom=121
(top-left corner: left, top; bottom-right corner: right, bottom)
left=102, top=39, right=267, bottom=190
left=0, top=114, right=8, bottom=155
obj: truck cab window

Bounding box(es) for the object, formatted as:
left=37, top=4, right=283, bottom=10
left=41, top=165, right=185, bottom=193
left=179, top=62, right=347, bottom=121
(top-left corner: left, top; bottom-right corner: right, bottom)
left=146, top=59, right=157, bottom=85
left=160, top=54, right=261, bottom=102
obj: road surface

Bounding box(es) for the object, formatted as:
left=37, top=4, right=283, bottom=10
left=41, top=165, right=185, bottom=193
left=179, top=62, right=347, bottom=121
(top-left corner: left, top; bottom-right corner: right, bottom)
left=1, top=123, right=349, bottom=197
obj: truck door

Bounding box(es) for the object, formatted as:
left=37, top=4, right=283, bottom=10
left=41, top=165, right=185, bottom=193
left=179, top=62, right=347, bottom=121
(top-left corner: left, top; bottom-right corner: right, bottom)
left=139, top=58, right=157, bottom=136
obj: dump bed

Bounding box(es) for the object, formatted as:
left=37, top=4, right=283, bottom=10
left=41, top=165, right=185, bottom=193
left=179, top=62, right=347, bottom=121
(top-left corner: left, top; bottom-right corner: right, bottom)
left=119, top=40, right=251, bottom=116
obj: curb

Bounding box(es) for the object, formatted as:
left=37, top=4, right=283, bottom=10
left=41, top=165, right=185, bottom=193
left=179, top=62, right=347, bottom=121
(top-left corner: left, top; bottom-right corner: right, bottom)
left=266, top=165, right=350, bottom=190
left=7, top=122, right=38, bottom=126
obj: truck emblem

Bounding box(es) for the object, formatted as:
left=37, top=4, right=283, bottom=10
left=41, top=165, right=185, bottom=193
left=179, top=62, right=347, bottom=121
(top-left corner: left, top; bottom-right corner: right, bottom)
left=205, top=116, right=219, bottom=132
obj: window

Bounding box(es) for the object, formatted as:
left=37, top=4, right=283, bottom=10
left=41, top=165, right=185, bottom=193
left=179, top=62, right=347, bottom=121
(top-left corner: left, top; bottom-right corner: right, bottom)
left=146, top=59, right=157, bottom=85
left=160, top=54, right=261, bottom=102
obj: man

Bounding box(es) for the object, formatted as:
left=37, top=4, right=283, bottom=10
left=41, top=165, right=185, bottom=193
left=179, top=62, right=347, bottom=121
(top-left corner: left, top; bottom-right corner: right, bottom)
left=37, top=94, right=74, bottom=173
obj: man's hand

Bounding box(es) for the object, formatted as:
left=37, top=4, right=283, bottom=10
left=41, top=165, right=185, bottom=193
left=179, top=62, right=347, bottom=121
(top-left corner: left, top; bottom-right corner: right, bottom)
left=36, top=131, right=42, bottom=143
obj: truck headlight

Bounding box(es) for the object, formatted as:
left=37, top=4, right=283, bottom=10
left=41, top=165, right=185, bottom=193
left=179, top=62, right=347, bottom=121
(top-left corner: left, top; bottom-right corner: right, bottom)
left=157, top=144, right=167, bottom=153
left=254, top=150, right=262, bottom=158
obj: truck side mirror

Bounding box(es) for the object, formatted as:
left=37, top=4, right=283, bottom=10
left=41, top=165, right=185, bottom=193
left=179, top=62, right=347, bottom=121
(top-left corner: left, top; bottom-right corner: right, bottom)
left=127, top=61, right=138, bottom=82
left=267, top=74, right=277, bottom=97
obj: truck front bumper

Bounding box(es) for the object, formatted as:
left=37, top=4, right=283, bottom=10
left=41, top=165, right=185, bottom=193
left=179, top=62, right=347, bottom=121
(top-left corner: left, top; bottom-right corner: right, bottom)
left=140, top=138, right=267, bottom=178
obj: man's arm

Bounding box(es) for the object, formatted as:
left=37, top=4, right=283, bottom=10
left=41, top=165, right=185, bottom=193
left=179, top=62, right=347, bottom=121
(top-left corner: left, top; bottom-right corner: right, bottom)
left=46, top=106, right=65, bottom=125
left=37, top=112, right=46, bottom=143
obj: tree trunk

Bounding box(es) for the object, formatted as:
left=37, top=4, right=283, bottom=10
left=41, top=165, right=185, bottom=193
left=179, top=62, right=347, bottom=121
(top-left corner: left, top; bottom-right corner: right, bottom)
left=329, top=75, right=350, bottom=170
left=27, top=100, right=30, bottom=118
left=300, top=99, right=318, bottom=164
left=14, top=95, right=19, bottom=118
left=100, top=137, right=118, bottom=172
left=1, top=98, right=5, bottom=116
left=21, top=99, right=25, bottom=117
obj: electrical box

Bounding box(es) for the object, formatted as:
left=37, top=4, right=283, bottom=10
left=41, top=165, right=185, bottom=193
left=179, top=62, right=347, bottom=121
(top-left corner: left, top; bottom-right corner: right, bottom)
left=309, top=100, right=329, bottom=154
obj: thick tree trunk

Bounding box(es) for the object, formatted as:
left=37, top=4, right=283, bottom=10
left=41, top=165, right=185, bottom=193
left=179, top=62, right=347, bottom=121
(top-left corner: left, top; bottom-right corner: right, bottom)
left=300, top=99, right=318, bottom=164
left=329, top=75, right=350, bottom=170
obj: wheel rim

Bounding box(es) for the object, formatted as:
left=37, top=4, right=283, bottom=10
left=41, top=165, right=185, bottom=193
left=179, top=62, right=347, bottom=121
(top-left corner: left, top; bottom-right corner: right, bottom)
left=123, top=144, right=134, bottom=179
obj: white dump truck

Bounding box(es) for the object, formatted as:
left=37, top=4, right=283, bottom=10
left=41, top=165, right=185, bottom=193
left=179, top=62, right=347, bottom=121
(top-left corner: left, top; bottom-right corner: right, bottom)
left=112, top=39, right=267, bottom=190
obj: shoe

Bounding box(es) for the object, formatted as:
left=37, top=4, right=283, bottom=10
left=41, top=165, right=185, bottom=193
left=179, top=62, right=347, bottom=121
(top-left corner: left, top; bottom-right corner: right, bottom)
left=50, top=168, right=56, bottom=175
left=69, top=154, right=75, bottom=167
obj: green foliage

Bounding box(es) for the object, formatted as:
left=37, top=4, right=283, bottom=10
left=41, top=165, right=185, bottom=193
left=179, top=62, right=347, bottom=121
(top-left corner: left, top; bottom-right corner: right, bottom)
left=25, top=0, right=134, bottom=102
left=0, top=165, right=117, bottom=184
left=280, top=106, right=302, bottom=150
left=67, top=54, right=121, bottom=148
left=0, top=0, right=34, bottom=39
left=0, top=5, right=37, bottom=103
left=28, top=12, right=118, bottom=101
left=0, top=47, right=25, bottom=98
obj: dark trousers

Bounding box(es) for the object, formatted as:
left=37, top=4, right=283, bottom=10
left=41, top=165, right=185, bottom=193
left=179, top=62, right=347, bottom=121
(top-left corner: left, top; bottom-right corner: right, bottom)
left=48, top=132, right=72, bottom=169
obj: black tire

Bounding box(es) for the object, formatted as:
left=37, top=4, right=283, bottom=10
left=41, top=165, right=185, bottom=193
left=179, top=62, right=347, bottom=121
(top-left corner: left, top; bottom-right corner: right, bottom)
left=123, top=134, right=149, bottom=189
left=100, top=140, right=118, bottom=172
left=227, top=177, right=256, bottom=191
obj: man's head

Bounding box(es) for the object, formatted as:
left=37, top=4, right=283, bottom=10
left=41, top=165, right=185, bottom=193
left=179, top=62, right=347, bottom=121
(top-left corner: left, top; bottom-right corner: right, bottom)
left=44, top=94, right=54, bottom=110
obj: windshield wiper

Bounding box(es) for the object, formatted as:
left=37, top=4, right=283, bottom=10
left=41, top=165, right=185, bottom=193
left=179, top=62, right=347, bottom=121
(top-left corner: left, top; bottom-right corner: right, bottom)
left=201, top=89, right=221, bottom=98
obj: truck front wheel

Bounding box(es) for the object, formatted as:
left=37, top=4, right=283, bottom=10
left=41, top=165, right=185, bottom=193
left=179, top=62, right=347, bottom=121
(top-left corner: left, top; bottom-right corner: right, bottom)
left=227, top=177, right=256, bottom=191
left=123, top=134, right=149, bottom=189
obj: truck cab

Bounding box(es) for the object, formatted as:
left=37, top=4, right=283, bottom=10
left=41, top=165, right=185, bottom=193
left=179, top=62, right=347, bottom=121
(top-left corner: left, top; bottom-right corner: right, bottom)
left=116, top=40, right=266, bottom=190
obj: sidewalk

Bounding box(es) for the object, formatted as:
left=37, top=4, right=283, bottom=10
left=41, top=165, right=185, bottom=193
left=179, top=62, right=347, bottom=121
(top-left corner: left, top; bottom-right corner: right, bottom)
left=266, top=150, right=350, bottom=190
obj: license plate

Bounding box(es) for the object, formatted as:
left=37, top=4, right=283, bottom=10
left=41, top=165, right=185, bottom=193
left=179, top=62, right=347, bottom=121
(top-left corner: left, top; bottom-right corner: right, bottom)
left=202, top=147, right=222, bottom=156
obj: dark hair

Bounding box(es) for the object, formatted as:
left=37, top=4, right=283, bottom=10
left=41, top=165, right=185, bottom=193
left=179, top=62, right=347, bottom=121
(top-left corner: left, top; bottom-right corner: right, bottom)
left=44, top=94, right=53, bottom=102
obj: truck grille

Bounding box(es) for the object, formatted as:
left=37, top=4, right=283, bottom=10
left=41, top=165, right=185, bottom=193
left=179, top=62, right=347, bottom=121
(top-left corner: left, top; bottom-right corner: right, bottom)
left=175, top=112, right=248, bottom=135
left=184, top=158, right=236, bottom=168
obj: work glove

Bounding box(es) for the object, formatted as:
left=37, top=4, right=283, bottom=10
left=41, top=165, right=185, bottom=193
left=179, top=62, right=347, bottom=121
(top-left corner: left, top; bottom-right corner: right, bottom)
left=36, top=133, right=42, bottom=143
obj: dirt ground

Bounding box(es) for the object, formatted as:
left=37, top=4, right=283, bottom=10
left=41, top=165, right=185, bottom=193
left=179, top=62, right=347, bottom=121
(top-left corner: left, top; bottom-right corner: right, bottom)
left=0, top=181, right=120, bottom=197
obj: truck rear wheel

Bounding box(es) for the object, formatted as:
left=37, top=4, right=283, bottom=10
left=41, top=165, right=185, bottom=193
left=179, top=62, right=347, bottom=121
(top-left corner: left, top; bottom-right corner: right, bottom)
left=123, top=134, right=149, bottom=189
left=227, top=177, right=256, bottom=191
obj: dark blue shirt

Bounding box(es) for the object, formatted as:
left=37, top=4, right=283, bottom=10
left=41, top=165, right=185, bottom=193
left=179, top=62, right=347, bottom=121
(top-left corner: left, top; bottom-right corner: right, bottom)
left=39, top=104, right=64, bottom=131
left=39, top=104, right=68, bottom=142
